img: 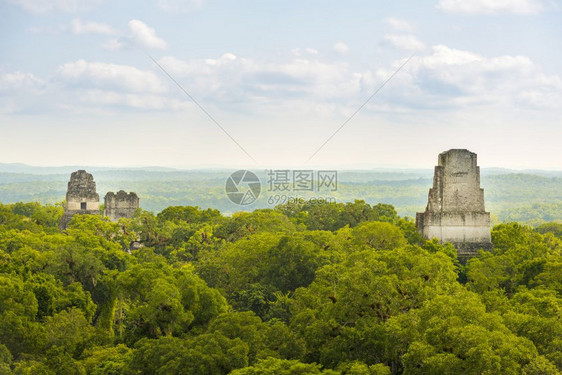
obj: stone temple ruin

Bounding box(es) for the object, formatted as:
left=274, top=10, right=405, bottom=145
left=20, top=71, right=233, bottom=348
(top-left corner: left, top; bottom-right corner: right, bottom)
left=59, top=170, right=139, bottom=228
left=59, top=170, right=100, bottom=229
left=104, top=190, right=140, bottom=222
left=416, top=149, right=492, bottom=259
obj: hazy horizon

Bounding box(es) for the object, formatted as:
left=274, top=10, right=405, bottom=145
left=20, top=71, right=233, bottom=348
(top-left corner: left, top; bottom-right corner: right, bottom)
left=1, top=160, right=562, bottom=173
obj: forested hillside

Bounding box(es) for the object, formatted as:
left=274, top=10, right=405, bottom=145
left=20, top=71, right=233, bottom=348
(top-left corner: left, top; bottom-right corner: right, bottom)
left=0, top=168, right=561, bottom=225
left=1, top=201, right=561, bottom=374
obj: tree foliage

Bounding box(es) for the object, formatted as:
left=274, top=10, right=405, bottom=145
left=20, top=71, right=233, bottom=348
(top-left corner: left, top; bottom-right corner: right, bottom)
left=0, top=201, right=560, bottom=373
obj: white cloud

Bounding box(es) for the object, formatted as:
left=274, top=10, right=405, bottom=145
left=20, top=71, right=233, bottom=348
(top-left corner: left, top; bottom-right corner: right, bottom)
left=0, top=71, right=44, bottom=92
left=66, top=19, right=164, bottom=50
left=0, top=71, right=46, bottom=114
left=384, top=34, right=426, bottom=51
left=6, top=0, right=106, bottom=13
left=29, top=44, right=560, bottom=115
left=291, top=48, right=319, bottom=57
left=391, top=44, right=562, bottom=109
left=158, top=53, right=362, bottom=104
left=58, top=60, right=168, bottom=93
left=101, top=38, right=124, bottom=50
left=138, top=46, right=560, bottom=114
left=157, top=0, right=204, bottom=12
left=384, top=17, right=414, bottom=32
left=128, top=20, right=167, bottom=50
left=333, top=42, right=350, bottom=55
left=80, top=90, right=191, bottom=111
left=71, top=19, right=116, bottom=35
left=437, top=0, right=544, bottom=14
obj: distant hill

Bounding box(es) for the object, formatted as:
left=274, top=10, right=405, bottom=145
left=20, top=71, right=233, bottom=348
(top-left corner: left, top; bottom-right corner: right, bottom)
left=0, top=164, right=560, bottom=225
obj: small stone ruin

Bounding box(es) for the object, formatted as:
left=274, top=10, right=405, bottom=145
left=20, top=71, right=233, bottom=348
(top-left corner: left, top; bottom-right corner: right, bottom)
left=104, top=190, right=140, bottom=222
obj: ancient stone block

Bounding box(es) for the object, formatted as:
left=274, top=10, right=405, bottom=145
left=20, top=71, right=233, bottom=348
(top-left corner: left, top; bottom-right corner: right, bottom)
left=59, top=170, right=100, bottom=229
left=104, top=190, right=139, bottom=221
left=416, top=149, right=492, bottom=259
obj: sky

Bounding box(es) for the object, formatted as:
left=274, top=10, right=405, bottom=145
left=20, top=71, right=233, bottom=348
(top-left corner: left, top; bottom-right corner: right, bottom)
left=0, top=0, right=561, bottom=170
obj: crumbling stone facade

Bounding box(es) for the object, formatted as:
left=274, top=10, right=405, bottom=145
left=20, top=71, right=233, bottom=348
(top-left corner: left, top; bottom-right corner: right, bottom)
left=104, top=190, right=139, bottom=221
left=416, top=149, right=492, bottom=259
left=59, top=170, right=100, bottom=229
left=59, top=170, right=141, bottom=228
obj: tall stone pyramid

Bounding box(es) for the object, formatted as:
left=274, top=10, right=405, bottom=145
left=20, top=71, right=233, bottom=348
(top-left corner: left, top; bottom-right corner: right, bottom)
left=59, top=170, right=100, bottom=229
left=416, top=149, right=492, bottom=259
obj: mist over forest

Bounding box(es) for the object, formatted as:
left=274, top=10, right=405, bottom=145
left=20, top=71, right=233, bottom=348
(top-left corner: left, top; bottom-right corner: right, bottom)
left=1, top=164, right=560, bottom=225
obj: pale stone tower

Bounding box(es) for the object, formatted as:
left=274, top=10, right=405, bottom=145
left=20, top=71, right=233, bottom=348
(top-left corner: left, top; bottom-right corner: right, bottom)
left=103, top=190, right=139, bottom=221
left=59, top=170, right=100, bottom=228
left=416, top=149, right=492, bottom=259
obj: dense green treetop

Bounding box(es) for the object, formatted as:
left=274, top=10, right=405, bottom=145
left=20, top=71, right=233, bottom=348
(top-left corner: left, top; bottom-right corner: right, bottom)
left=0, top=201, right=560, bottom=374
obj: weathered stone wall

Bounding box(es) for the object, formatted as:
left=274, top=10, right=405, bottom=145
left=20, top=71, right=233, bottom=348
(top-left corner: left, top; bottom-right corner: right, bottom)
left=104, top=190, right=139, bottom=221
left=59, top=170, right=100, bottom=228
left=416, top=149, right=491, bottom=259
